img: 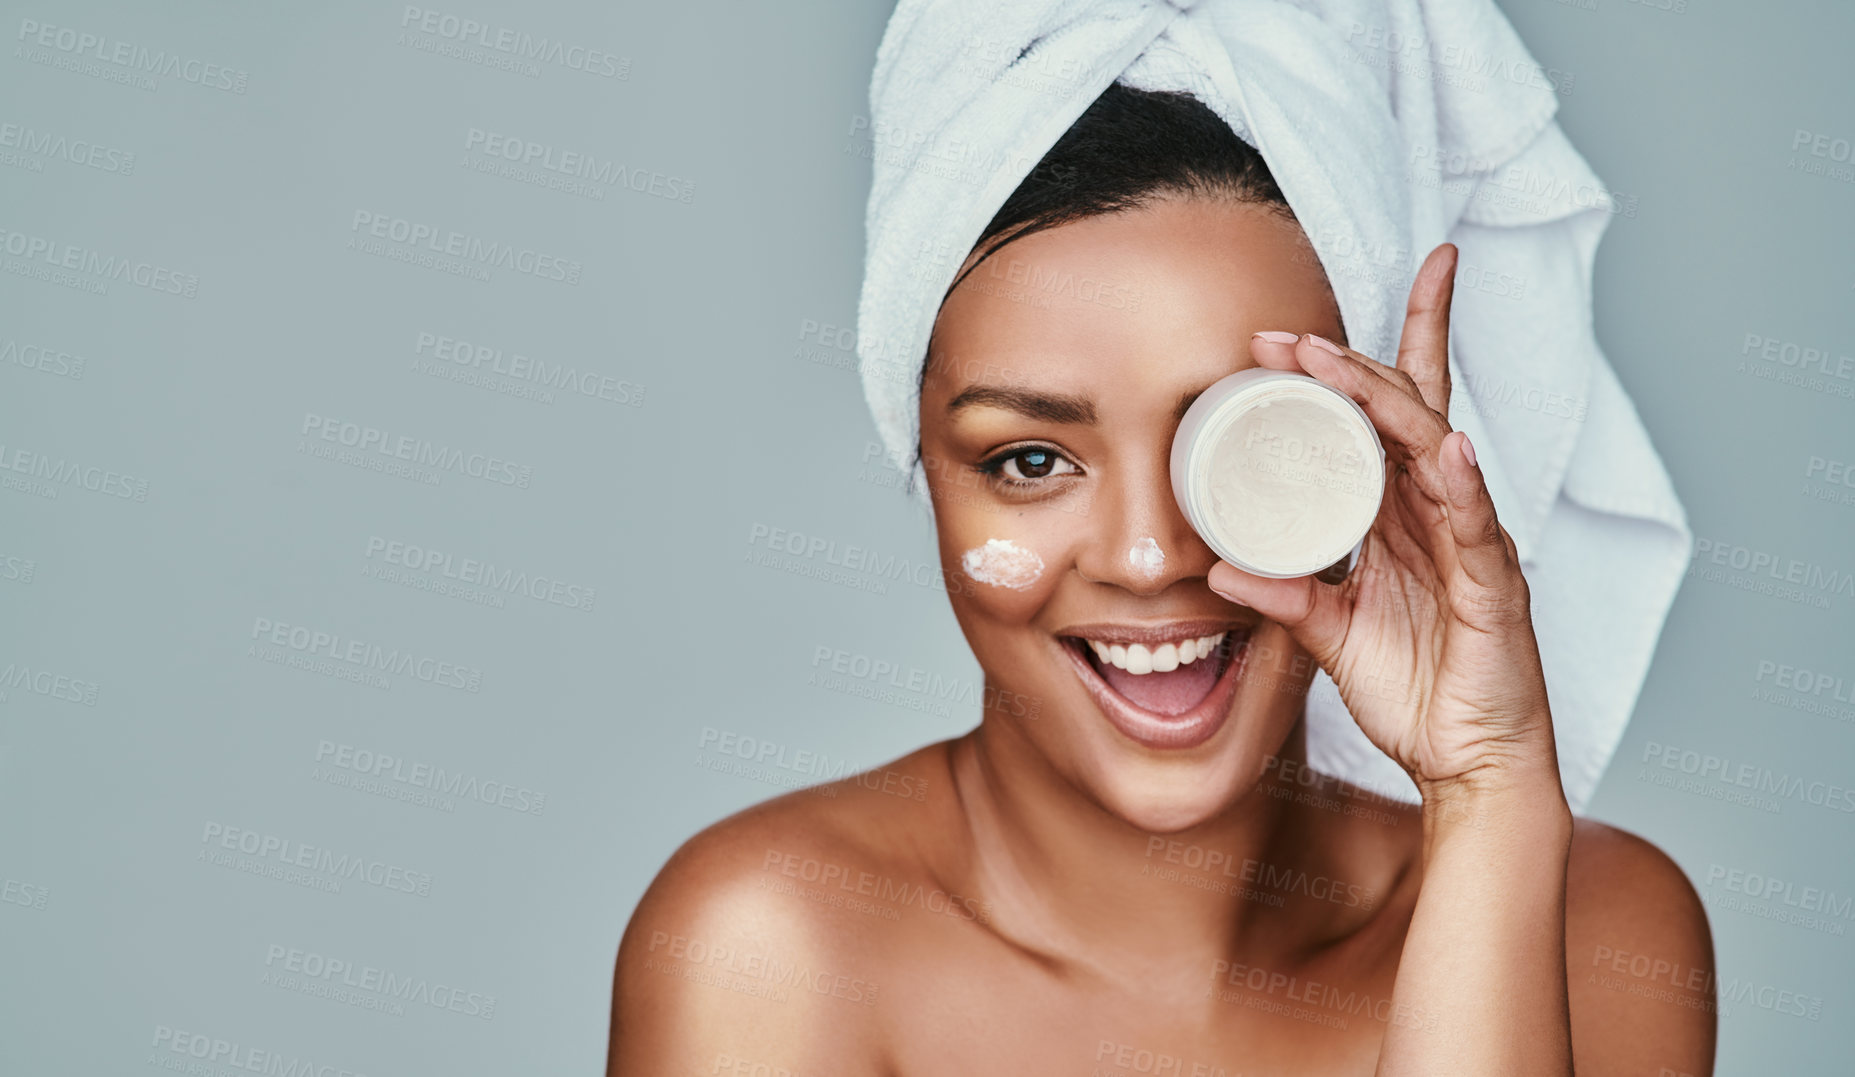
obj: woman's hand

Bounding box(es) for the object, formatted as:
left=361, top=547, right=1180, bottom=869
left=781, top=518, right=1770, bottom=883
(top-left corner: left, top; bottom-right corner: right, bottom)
left=1208, top=242, right=1559, bottom=802
left=1223, top=242, right=1581, bottom=1077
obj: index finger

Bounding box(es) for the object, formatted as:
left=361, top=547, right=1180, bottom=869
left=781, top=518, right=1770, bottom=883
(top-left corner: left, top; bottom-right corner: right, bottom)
left=1396, top=243, right=1458, bottom=415
left=1247, top=329, right=1313, bottom=374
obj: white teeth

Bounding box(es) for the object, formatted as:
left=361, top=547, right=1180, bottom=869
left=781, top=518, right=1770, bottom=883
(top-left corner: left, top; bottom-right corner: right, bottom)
left=1084, top=632, right=1227, bottom=675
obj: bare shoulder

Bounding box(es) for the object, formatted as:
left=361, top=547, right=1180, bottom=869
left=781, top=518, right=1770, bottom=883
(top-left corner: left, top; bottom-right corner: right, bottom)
left=1564, top=817, right=1718, bottom=1077
left=606, top=741, right=957, bottom=1077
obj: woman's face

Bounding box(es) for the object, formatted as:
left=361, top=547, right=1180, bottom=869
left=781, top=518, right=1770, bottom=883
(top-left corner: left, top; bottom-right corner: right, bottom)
left=920, top=195, right=1348, bottom=833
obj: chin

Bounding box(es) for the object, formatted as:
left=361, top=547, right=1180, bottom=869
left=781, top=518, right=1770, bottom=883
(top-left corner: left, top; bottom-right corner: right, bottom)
left=1088, top=763, right=1259, bottom=833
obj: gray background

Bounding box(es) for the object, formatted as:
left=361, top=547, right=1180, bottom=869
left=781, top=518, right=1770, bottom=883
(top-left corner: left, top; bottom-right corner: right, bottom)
left=1, top=0, right=1849, bottom=1073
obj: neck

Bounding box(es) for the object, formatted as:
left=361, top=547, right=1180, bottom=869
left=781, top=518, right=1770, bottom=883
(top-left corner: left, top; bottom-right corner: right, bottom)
left=946, top=702, right=1369, bottom=981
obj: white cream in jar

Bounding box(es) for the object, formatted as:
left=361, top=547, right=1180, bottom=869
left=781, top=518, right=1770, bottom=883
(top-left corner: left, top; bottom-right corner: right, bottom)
left=1170, top=368, right=1385, bottom=579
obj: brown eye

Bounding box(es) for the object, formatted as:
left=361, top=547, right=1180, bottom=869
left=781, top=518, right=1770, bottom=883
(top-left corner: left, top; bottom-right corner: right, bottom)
left=1012, top=449, right=1056, bottom=478
left=986, top=447, right=1078, bottom=482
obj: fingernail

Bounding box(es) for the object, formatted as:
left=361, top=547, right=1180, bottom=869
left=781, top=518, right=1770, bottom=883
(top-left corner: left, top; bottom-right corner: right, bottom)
left=1459, top=433, right=1477, bottom=468
left=1210, top=585, right=1242, bottom=604
left=1306, top=334, right=1345, bottom=356
left=1252, top=330, right=1298, bottom=344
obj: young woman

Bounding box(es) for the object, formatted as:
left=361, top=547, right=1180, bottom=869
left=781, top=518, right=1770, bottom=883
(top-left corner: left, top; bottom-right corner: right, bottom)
left=608, top=86, right=1716, bottom=1077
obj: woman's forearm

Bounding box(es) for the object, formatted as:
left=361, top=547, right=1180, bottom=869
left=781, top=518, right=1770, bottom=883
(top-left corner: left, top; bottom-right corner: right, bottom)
left=1375, top=766, right=1576, bottom=1077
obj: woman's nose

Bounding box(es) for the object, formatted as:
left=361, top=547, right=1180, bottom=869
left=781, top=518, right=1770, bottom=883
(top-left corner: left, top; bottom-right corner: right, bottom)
left=1072, top=461, right=1214, bottom=595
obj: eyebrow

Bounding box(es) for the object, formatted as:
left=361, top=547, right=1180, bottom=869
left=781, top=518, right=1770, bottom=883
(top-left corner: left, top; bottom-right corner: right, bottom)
left=944, top=384, right=1209, bottom=426
left=945, top=385, right=1096, bottom=424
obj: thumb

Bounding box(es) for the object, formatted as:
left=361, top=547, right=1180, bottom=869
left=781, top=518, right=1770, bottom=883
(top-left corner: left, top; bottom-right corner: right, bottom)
left=1206, top=559, right=1350, bottom=669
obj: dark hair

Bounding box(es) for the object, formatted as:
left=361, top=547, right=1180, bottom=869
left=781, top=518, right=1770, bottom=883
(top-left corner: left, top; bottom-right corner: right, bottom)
left=909, top=82, right=1299, bottom=488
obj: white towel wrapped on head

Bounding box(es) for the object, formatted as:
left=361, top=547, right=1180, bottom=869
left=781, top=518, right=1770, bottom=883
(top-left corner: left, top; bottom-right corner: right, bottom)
left=856, top=0, right=1692, bottom=814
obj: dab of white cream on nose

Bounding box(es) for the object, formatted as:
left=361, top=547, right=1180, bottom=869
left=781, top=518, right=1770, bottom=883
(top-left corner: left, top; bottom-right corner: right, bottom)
left=961, top=538, right=1044, bottom=590
left=1129, top=537, right=1165, bottom=578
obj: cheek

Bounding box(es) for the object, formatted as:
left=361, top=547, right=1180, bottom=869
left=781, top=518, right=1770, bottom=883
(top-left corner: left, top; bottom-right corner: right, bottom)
left=947, top=532, right=1059, bottom=619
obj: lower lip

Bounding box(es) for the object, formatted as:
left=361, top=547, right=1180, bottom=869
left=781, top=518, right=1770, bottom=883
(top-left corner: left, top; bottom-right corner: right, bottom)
left=1058, top=631, right=1252, bottom=751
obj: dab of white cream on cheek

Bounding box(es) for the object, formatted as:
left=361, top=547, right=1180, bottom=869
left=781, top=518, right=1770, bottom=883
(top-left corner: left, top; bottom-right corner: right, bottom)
left=960, top=539, right=1045, bottom=591
left=1129, top=537, right=1165, bottom=578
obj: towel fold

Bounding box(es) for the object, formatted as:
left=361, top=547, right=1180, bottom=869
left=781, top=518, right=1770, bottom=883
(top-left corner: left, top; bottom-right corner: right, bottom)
left=857, top=0, right=1692, bottom=813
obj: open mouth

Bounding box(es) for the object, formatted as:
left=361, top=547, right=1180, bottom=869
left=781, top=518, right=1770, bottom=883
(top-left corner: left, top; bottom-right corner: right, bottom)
left=1057, top=625, right=1254, bottom=750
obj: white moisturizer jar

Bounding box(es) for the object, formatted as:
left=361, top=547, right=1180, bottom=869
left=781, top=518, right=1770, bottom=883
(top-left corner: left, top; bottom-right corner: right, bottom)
left=1170, top=368, right=1387, bottom=580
